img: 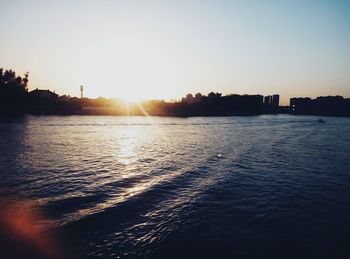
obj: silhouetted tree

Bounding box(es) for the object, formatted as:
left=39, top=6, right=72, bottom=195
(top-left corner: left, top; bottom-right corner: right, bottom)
left=208, top=92, right=222, bottom=99
left=0, top=68, right=29, bottom=115
left=194, top=92, right=203, bottom=102
left=182, top=93, right=195, bottom=104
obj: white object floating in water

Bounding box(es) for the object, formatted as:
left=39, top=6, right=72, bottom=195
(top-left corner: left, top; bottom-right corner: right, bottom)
left=217, top=154, right=222, bottom=158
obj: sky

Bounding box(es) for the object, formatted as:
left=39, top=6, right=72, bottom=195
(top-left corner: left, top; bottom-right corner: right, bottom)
left=1, top=0, right=350, bottom=104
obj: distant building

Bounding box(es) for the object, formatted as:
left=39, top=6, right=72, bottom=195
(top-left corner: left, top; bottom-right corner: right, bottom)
left=262, top=94, right=279, bottom=113
left=28, top=89, right=58, bottom=104
left=272, top=95, right=279, bottom=107
left=255, top=95, right=264, bottom=104
left=29, top=89, right=58, bottom=99
left=290, top=97, right=312, bottom=112
left=290, top=96, right=350, bottom=116
left=264, top=95, right=272, bottom=105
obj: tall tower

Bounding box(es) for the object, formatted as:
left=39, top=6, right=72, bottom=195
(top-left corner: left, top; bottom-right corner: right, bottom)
left=80, top=85, right=84, bottom=99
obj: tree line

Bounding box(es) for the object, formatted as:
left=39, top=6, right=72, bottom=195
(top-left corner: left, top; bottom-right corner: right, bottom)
left=0, top=68, right=277, bottom=116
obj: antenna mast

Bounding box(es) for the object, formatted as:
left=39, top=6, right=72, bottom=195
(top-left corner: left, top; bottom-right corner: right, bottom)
left=80, top=85, right=84, bottom=99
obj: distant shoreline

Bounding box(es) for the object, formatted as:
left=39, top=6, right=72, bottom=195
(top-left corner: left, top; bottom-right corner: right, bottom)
left=2, top=112, right=350, bottom=119
left=1, top=68, right=349, bottom=117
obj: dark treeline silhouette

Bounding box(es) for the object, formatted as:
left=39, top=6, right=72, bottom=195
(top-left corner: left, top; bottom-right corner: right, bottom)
left=25, top=93, right=277, bottom=116
left=1, top=68, right=350, bottom=117
left=0, top=68, right=281, bottom=116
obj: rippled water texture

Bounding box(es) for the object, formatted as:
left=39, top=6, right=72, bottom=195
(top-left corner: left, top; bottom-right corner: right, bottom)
left=1, top=115, right=350, bottom=258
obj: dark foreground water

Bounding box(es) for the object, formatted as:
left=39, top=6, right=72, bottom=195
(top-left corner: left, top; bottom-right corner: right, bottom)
left=1, top=115, right=350, bottom=258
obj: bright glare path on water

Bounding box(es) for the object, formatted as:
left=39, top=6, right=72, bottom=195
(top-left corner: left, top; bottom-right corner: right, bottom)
left=1, top=115, right=350, bottom=258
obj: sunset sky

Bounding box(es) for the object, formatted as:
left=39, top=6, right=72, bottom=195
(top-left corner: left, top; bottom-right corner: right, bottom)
left=1, top=0, right=350, bottom=104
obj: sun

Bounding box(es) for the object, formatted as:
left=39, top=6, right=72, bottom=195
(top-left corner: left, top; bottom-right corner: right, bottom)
left=109, top=87, right=147, bottom=104
left=119, top=94, right=143, bottom=104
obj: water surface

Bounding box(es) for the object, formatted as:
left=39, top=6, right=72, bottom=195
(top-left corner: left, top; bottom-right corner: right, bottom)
left=1, top=115, right=350, bottom=258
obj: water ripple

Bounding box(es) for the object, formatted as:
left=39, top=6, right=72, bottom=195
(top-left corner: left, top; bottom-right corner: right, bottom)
left=1, top=115, right=350, bottom=258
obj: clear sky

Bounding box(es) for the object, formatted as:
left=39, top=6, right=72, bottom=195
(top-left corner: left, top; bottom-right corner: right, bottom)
left=1, top=0, right=350, bottom=104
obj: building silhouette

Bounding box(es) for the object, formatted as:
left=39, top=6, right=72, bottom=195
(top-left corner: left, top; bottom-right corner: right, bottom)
left=262, top=94, right=279, bottom=113
left=272, top=95, right=279, bottom=108
left=28, top=89, right=58, bottom=103
left=290, top=96, right=350, bottom=116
